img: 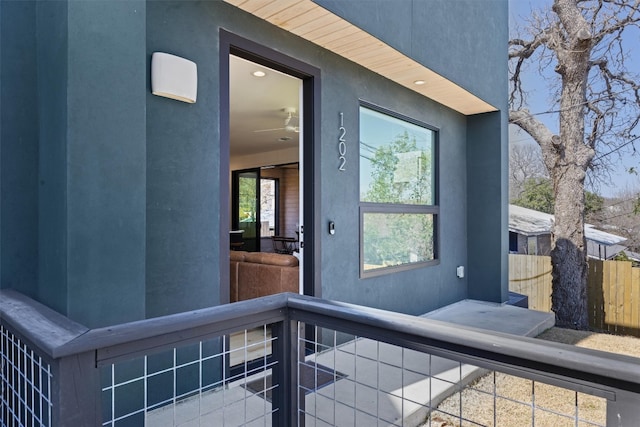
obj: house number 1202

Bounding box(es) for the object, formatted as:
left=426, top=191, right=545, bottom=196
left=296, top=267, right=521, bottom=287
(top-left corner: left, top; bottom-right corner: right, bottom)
left=338, top=112, right=346, bottom=171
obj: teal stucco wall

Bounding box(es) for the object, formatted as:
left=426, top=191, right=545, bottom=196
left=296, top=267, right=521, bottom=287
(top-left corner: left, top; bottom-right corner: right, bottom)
left=1, top=0, right=508, bottom=327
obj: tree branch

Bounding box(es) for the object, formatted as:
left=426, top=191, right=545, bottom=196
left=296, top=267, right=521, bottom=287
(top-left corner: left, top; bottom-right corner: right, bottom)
left=592, top=0, right=640, bottom=44
left=509, top=30, right=555, bottom=108
left=511, top=0, right=640, bottom=185
left=509, top=109, right=558, bottom=154
left=509, top=33, right=550, bottom=60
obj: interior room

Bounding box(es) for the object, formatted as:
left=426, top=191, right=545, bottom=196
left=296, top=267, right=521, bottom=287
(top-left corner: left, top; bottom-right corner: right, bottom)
left=229, top=55, right=302, bottom=255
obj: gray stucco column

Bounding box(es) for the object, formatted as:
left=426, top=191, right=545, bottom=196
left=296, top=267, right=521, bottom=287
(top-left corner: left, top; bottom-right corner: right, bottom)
left=1, top=0, right=39, bottom=298
left=64, top=1, right=147, bottom=327
left=467, top=112, right=509, bottom=303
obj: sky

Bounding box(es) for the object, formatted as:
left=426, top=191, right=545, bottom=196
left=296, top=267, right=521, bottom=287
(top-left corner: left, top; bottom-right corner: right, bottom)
left=509, top=0, right=640, bottom=198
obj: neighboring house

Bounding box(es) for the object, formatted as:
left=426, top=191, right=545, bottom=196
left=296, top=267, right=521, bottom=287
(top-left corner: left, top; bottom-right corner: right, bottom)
left=1, top=0, right=508, bottom=328
left=627, top=251, right=640, bottom=261
left=609, top=249, right=640, bottom=266
left=586, top=242, right=628, bottom=261
left=509, top=204, right=628, bottom=259
left=626, top=251, right=640, bottom=265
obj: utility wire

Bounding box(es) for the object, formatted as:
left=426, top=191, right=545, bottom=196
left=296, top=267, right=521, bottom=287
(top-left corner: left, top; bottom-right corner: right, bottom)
left=605, top=194, right=640, bottom=208
left=603, top=209, right=640, bottom=221
left=510, top=86, right=640, bottom=122
left=593, top=134, right=640, bottom=161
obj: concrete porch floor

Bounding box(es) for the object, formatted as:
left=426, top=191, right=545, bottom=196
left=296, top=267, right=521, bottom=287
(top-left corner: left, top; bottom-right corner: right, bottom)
left=304, top=300, right=555, bottom=426
left=422, top=298, right=555, bottom=337
left=146, top=300, right=555, bottom=426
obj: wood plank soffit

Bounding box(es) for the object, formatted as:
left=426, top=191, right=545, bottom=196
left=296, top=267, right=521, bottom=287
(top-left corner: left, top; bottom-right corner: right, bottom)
left=224, top=0, right=497, bottom=115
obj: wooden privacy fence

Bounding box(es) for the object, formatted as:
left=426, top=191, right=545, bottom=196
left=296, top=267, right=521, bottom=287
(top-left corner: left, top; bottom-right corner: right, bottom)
left=589, top=259, right=640, bottom=336
left=509, top=254, right=553, bottom=312
left=509, top=254, right=640, bottom=336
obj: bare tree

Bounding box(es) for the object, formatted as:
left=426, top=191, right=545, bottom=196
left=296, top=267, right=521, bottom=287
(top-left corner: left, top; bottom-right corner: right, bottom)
left=509, top=142, right=548, bottom=200
left=509, top=0, right=640, bottom=328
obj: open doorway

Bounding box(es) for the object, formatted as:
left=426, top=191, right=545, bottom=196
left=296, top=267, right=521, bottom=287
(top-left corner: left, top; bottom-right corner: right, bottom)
left=221, top=31, right=320, bottom=372
left=228, top=54, right=303, bottom=298
left=220, top=30, right=320, bottom=305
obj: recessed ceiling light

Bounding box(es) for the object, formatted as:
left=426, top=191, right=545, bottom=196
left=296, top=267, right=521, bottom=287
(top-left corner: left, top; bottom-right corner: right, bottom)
left=414, top=79, right=426, bottom=85
left=252, top=70, right=266, bottom=77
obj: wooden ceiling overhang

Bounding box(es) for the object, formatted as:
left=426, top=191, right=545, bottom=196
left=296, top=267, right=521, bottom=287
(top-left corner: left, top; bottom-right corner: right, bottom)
left=224, top=0, right=498, bottom=116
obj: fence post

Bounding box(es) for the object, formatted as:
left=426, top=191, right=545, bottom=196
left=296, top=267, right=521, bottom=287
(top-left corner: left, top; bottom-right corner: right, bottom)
left=607, top=391, right=640, bottom=426
left=51, top=351, right=102, bottom=426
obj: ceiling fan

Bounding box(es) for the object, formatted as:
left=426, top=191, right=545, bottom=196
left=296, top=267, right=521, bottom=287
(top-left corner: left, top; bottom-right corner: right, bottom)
left=253, top=107, right=299, bottom=133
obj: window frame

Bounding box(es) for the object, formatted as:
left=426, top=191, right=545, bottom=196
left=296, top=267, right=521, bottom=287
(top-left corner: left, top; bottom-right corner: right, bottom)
left=358, top=101, right=440, bottom=278
left=259, top=177, right=280, bottom=237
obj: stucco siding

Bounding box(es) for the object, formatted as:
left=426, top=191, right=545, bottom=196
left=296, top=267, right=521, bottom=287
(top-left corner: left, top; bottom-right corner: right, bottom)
left=1, top=0, right=508, bottom=324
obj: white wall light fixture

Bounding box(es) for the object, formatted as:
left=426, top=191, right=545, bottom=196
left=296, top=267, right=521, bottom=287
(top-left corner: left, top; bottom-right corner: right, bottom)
left=151, top=52, right=197, bottom=103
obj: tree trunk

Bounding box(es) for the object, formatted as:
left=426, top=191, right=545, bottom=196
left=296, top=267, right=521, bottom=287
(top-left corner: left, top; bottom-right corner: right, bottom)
left=549, top=40, right=592, bottom=329
left=551, top=171, right=589, bottom=329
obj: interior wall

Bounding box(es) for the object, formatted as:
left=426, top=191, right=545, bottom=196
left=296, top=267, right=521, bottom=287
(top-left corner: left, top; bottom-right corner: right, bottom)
left=260, top=166, right=299, bottom=239
left=281, top=168, right=300, bottom=237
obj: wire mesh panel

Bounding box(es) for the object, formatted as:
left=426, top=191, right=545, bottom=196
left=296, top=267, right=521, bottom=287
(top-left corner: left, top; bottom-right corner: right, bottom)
left=1, top=292, right=635, bottom=426
left=101, top=324, right=278, bottom=426
left=0, top=324, right=53, bottom=427
left=427, top=371, right=606, bottom=427
left=299, top=327, right=445, bottom=426
left=297, top=325, right=607, bottom=427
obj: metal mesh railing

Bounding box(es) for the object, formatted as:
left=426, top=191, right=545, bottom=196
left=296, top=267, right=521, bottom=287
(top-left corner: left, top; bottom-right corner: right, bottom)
left=297, top=325, right=606, bottom=427
left=427, top=371, right=606, bottom=426
left=2, top=291, right=638, bottom=426
left=101, top=324, right=278, bottom=426
left=1, top=324, right=53, bottom=427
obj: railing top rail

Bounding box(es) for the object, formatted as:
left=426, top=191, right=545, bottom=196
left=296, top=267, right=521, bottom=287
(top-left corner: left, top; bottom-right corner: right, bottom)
left=0, top=289, right=289, bottom=359
left=0, top=289, right=88, bottom=357
left=63, top=293, right=289, bottom=362
left=286, top=294, right=640, bottom=394
left=3, top=289, right=640, bottom=394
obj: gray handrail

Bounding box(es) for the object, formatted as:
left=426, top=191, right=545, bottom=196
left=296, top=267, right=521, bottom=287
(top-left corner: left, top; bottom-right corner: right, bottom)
left=62, top=293, right=289, bottom=364
left=286, top=294, right=640, bottom=395
left=2, top=290, right=640, bottom=394
left=0, top=289, right=88, bottom=358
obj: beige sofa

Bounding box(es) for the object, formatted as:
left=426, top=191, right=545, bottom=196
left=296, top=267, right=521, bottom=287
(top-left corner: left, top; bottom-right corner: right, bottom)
left=230, top=251, right=299, bottom=302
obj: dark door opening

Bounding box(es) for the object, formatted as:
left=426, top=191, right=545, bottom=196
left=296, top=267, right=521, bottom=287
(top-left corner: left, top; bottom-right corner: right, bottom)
left=231, top=168, right=261, bottom=252
left=231, top=168, right=285, bottom=253
left=220, top=30, right=322, bottom=374
left=220, top=30, right=321, bottom=306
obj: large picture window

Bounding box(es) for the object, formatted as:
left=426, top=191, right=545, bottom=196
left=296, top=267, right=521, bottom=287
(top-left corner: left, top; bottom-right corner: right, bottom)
left=359, top=103, right=438, bottom=277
